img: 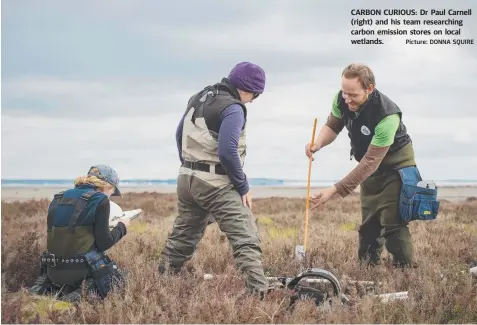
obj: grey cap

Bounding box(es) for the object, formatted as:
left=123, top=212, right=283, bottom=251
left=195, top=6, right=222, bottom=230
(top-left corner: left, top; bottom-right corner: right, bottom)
left=87, top=164, right=121, bottom=196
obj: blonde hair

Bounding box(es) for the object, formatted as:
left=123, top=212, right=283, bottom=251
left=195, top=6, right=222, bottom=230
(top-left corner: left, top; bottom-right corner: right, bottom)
left=74, top=172, right=114, bottom=193
left=342, top=63, right=375, bottom=89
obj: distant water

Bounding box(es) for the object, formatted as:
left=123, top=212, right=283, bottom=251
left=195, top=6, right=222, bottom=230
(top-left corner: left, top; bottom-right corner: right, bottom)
left=2, top=178, right=477, bottom=188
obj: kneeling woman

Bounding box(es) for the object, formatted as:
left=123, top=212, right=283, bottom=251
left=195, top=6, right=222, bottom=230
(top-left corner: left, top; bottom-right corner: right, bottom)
left=29, top=165, right=130, bottom=302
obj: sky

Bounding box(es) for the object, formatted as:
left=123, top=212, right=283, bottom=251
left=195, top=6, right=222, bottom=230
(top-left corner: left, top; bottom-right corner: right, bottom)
left=2, top=0, right=477, bottom=181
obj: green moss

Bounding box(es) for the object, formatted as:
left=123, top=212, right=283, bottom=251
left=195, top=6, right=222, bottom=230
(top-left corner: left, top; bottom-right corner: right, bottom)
left=267, top=226, right=297, bottom=239
left=129, top=221, right=149, bottom=233
left=257, top=216, right=274, bottom=225
left=19, top=293, right=75, bottom=323
left=339, top=222, right=358, bottom=232
left=129, top=221, right=160, bottom=235
left=463, top=224, right=476, bottom=234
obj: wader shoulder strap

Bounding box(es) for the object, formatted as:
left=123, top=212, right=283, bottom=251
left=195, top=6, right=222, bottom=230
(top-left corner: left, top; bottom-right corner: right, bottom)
left=191, top=103, right=206, bottom=125
left=47, top=191, right=65, bottom=232
left=66, top=190, right=97, bottom=233
left=191, top=87, right=216, bottom=125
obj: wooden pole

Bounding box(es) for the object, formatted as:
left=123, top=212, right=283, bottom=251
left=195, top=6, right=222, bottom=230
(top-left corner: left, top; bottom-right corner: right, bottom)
left=304, top=117, right=318, bottom=251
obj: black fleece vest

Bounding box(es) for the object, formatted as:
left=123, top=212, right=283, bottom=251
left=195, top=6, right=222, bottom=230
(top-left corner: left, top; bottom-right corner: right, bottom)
left=337, top=89, right=411, bottom=162
left=184, top=78, right=247, bottom=138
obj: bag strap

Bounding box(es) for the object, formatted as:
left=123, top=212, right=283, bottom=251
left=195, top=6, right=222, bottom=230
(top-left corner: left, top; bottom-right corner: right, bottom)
left=67, top=190, right=97, bottom=233
left=47, top=191, right=65, bottom=232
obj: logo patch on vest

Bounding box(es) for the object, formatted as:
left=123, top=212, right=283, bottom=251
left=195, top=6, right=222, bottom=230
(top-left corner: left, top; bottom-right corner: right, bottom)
left=361, top=125, right=371, bottom=136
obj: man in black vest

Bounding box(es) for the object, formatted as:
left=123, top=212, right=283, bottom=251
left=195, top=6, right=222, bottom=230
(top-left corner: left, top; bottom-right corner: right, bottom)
left=305, top=63, right=417, bottom=268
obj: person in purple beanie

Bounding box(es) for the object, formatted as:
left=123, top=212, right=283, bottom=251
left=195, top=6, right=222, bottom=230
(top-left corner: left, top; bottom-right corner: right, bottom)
left=158, top=62, right=269, bottom=296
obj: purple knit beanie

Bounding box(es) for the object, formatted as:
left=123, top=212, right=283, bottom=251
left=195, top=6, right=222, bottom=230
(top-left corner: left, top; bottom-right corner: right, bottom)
left=228, top=62, right=266, bottom=94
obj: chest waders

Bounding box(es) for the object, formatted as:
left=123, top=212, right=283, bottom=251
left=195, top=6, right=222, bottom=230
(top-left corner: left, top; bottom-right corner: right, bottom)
left=336, top=89, right=440, bottom=266
left=30, top=189, right=125, bottom=302
left=337, top=90, right=440, bottom=221
left=338, top=90, right=440, bottom=224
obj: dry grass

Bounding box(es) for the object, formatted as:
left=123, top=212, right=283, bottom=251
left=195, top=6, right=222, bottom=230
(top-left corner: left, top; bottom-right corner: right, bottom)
left=2, top=192, right=477, bottom=323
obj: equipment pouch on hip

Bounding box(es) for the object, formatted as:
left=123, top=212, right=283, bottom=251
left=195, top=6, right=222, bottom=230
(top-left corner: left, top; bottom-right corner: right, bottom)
left=397, top=166, right=440, bottom=222
left=84, top=250, right=124, bottom=299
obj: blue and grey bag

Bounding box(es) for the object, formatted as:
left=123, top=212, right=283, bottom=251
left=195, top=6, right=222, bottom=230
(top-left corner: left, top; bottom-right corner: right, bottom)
left=83, top=250, right=124, bottom=298
left=397, top=166, right=440, bottom=222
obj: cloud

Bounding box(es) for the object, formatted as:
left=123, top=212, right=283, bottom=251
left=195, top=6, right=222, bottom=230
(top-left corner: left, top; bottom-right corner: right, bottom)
left=2, top=76, right=205, bottom=118
left=2, top=0, right=477, bottom=180
left=1, top=114, right=180, bottom=179
left=2, top=111, right=476, bottom=180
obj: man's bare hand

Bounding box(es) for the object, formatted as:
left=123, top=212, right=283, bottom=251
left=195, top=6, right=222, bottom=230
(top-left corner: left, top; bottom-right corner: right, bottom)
left=242, top=191, right=252, bottom=210
left=310, top=185, right=337, bottom=210
left=305, top=143, right=319, bottom=161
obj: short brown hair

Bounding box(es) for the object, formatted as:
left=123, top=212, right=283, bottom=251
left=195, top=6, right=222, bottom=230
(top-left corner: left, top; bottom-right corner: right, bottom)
left=341, top=63, right=375, bottom=89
